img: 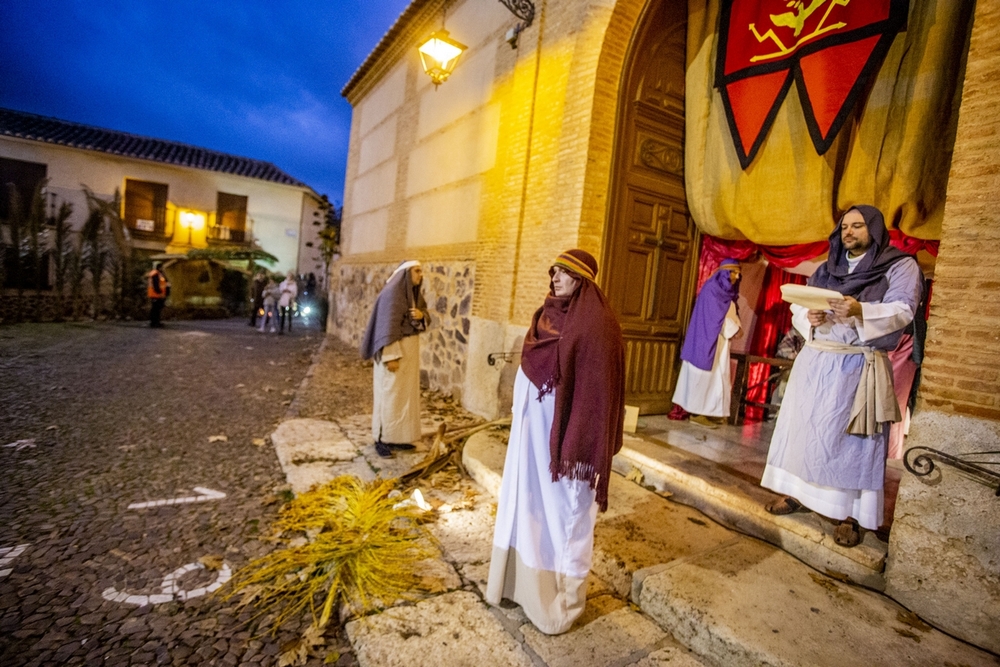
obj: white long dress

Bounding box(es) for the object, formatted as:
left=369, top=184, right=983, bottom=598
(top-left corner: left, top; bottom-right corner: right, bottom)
left=671, top=303, right=741, bottom=417
left=761, top=258, right=922, bottom=530
left=486, top=367, right=598, bottom=635
left=371, top=335, right=422, bottom=444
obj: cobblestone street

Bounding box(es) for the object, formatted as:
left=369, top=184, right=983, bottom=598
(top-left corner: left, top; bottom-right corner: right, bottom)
left=0, top=318, right=340, bottom=666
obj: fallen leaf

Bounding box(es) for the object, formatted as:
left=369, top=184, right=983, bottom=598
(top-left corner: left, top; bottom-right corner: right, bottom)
left=235, top=383, right=245, bottom=388
left=252, top=438, right=267, bottom=447
left=198, top=554, right=225, bottom=570
left=625, top=467, right=644, bottom=485
left=45, top=425, right=59, bottom=431
left=208, top=435, right=229, bottom=443
left=324, top=652, right=341, bottom=664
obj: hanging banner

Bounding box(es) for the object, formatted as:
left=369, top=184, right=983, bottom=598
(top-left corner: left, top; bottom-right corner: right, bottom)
left=715, top=0, right=908, bottom=169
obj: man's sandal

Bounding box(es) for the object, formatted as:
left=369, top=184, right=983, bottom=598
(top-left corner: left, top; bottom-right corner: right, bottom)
left=834, top=518, right=861, bottom=547
left=765, top=496, right=803, bottom=515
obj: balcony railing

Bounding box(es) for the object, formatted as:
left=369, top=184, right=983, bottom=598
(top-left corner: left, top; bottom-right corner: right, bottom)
left=207, top=226, right=247, bottom=244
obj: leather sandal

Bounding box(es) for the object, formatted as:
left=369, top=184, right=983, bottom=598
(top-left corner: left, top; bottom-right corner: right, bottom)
left=834, top=518, right=861, bottom=547
left=765, top=496, right=803, bottom=515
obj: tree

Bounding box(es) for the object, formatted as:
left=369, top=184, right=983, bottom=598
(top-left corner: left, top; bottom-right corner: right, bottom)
left=82, top=186, right=131, bottom=319
left=49, top=196, right=74, bottom=321
left=318, top=196, right=341, bottom=282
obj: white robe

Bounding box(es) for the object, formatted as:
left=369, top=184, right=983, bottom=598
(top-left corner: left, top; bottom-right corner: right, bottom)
left=761, top=258, right=922, bottom=530
left=486, top=367, right=598, bottom=635
left=671, top=302, right=741, bottom=417
left=371, top=335, right=421, bottom=444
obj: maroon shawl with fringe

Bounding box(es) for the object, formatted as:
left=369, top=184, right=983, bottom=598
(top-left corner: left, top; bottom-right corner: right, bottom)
left=521, top=279, right=625, bottom=512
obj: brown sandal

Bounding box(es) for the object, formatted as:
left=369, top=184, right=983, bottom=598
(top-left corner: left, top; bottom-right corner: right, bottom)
left=834, top=518, right=861, bottom=547
left=765, top=496, right=803, bottom=515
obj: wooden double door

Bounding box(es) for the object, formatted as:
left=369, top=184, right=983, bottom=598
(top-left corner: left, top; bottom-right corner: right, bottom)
left=602, top=0, right=698, bottom=414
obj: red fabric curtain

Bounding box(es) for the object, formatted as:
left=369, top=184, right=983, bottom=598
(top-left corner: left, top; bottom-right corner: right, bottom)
left=744, top=267, right=806, bottom=422
left=697, top=236, right=828, bottom=289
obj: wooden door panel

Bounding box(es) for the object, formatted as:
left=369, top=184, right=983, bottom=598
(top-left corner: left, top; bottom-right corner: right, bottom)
left=603, top=0, right=695, bottom=415
left=623, top=336, right=678, bottom=413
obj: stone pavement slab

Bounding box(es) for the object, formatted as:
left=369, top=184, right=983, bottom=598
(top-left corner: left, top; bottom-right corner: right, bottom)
left=519, top=606, right=671, bottom=667
left=345, top=591, right=535, bottom=667
left=638, top=537, right=1000, bottom=667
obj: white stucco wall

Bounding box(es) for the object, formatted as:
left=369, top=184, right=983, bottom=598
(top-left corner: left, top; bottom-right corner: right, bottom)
left=0, top=136, right=313, bottom=274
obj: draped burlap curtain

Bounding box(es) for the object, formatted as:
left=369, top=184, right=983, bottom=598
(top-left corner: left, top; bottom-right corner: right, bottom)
left=684, top=0, right=974, bottom=244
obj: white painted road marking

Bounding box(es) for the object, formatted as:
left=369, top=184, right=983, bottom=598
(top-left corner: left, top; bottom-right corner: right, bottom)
left=3, top=439, right=36, bottom=451
left=101, top=561, right=232, bottom=606
left=127, top=487, right=226, bottom=510
left=0, top=544, right=28, bottom=578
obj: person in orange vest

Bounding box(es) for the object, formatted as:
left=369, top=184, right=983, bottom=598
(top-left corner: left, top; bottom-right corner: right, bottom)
left=147, top=263, right=170, bottom=328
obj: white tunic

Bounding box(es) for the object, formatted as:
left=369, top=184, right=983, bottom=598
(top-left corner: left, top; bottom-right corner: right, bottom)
left=671, top=302, right=741, bottom=417
left=371, top=335, right=422, bottom=445
left=486, top=367, right=598, bottom=635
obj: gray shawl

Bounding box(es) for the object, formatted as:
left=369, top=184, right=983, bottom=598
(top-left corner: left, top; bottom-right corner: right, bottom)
left=359, top=267, right=429, bottom=360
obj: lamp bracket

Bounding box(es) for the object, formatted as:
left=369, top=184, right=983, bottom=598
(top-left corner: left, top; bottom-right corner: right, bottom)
left=497, top=0, right=535, bottom=27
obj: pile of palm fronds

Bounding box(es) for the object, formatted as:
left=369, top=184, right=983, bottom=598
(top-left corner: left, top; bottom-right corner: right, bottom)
left=222, top=476, right=437, bottom=637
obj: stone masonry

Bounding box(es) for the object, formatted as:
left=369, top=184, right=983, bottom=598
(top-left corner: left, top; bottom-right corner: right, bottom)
left=328, top=260, right=474, bottom=399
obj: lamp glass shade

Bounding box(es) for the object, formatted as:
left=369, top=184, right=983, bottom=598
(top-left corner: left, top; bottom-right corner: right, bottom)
left=417, top=30, right=467, bottom=86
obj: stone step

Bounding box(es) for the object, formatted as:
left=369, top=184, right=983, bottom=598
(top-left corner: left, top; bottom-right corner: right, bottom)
left=637, top=537, right=1000, bottom=667
left=613, top=433, right=888, bottom=590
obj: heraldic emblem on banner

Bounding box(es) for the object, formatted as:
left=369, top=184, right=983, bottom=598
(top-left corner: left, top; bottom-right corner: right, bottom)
left=715, top=0, right=908, bottom=169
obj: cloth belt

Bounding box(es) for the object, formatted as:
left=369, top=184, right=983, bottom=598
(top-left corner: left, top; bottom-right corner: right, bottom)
left=806, top=340, right=901, bottom=436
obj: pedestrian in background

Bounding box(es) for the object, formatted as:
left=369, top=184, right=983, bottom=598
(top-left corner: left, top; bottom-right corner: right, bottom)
left=486, top=249, right=625, bottom=635
left=249, top=270, right=267, bottom=327
left=359, top=260, right=429, bottom=458
left=259, top=277, right=279, bottom=333
left=147, top=263, right=170, bottom=328
left=278, top=273, right=298, bottom=335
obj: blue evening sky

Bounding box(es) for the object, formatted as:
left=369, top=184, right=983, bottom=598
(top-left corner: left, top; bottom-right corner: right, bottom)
left=0, top=1, right=414, bottom=204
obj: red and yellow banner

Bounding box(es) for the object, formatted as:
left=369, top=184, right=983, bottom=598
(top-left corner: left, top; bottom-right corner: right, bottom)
left=715, top=0, right=908, bottom=169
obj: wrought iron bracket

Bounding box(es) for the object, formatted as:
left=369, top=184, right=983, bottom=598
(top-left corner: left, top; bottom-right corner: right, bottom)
left=498, top=0, right=535, bottom=48
left=498, top=0, right=535, bottom=26
left=903, top=446, right=1000, bottom=496
left=487, top=351, right=518, bottom=366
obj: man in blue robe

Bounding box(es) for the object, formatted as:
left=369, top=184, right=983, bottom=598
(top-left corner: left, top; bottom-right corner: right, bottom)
left=761, top=206, right=923, bottom=547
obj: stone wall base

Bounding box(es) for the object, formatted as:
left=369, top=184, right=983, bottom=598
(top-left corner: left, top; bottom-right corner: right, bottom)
left=885, top=411, right=1000, bottom=655
left=327, top=260, right=474, bottom=398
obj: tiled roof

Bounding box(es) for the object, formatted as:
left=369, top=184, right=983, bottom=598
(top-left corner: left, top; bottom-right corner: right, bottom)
left=0, top=107, right=308, bottom=188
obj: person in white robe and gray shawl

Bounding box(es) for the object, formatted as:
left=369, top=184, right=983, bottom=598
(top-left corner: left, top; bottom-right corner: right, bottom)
left=487, top=249, right=625, bottom=635
left=360, top=261, right=429, bottom=458
left=762, top=206, right=923, bottom=547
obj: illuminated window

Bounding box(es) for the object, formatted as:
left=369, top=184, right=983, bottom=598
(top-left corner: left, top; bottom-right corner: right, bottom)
left=214, top=192, right=248, bottom=242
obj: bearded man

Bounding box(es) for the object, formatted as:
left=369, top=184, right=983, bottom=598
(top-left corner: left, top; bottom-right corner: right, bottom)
left=761, top=206, right=923, bottom=547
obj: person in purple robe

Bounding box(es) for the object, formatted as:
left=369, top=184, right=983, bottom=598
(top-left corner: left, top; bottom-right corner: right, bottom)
left=670, top=259, right=742, bottom=427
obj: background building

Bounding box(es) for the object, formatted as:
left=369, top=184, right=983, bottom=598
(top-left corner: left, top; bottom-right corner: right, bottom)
left=0, top=107, right=326, bottom=284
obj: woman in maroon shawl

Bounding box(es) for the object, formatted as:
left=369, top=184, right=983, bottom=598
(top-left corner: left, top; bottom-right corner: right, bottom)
left=486, top=249, right=625, bottom=635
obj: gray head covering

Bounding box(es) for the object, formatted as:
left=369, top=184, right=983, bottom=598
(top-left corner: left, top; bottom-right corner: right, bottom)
left=359, top=262, right=430, bottom=360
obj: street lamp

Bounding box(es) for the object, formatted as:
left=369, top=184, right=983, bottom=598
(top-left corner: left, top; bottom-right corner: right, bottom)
left=179, top=211, right=205, bottom=246
left=417, top=29, right=467, bottom=87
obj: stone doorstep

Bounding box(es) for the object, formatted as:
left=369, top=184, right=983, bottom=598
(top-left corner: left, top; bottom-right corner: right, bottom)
left=637, top=538, right=1000, bottom=667
left=614, top=434, right=888, bottom=591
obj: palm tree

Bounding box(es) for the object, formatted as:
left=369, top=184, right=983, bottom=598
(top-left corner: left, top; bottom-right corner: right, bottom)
left=82, top=186, right=131, bottom=319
